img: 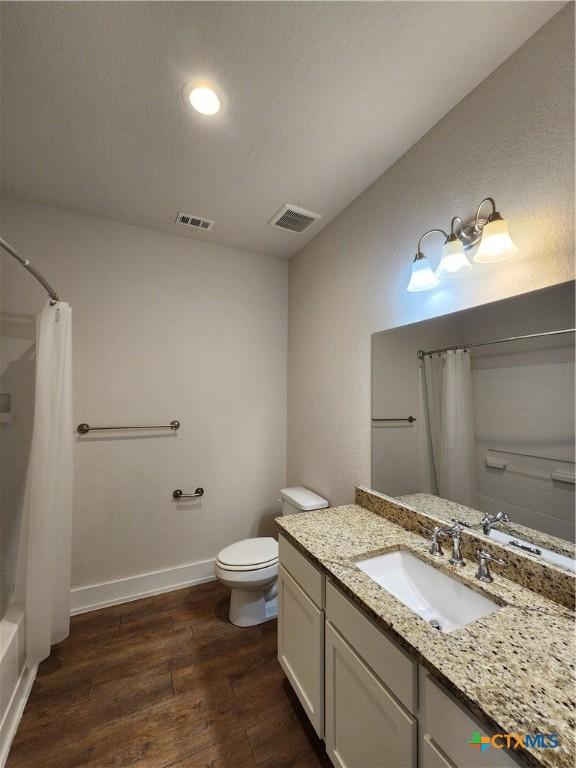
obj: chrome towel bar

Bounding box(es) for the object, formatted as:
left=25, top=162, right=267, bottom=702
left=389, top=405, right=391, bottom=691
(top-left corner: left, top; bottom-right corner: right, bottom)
left=173, top=488, right=204, bottom=500
left=77, top=420, right=180, bottom=434
left=372, top=416, right=416, bottom=423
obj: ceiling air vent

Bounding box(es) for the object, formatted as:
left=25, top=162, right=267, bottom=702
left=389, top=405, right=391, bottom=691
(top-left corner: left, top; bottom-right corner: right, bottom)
left=268, top=204, right=321, bottom=234
left=175, top=211, right=215, bottom=231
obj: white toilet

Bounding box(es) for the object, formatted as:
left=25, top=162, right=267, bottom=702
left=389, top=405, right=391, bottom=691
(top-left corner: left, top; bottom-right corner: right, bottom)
left=215, top=486, right=329, bottom=627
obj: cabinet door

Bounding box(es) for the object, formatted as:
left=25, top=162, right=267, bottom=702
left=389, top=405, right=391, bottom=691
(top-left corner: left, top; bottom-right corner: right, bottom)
left=277, top=565, right=324, bottom=737
left=325, top=622, right=417, bottom=768
left=419, top=671, right=520, bottom=768
left=421, top=734, right=457, bottom=768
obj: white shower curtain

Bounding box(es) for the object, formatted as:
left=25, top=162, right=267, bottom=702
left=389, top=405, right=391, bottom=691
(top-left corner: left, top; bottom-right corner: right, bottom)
left=23, top=301, right=73, bottom=666
left=422, top=349, right=477, bottom=508
left=417, top=363, right=437, bottom=493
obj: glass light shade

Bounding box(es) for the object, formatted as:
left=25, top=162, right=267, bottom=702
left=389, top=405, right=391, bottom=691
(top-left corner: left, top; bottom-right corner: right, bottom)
left=406, top=255, right=440, bottom=292
left=436, top=239, right=472, bottom=278
left=474, top=218, right=518, bottom=263
left=188, top=86, right=221, bottom=115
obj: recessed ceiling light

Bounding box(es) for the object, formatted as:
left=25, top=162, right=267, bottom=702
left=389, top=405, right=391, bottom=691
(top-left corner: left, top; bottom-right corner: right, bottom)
left=188, top=86, right=220, bottom=115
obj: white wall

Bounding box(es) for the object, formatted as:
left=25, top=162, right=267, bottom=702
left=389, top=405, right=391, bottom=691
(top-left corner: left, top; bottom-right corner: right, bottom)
left=1, top=200, right=287, bottom=596
left=288, top=6, right=575, bottom=505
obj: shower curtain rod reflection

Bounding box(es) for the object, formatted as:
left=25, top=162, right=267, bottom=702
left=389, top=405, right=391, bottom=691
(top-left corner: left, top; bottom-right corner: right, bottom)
left=0, top=237, right=61, bottom=304
left=417, top=328, right=575, bottom=359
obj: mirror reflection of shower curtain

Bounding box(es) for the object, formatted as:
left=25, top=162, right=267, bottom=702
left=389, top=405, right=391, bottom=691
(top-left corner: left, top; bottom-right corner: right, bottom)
left=418, top=361, right=438, bottom=493
left=21, top=301, right=72, bottom=665
left=421, top=349, right=477, bottom=508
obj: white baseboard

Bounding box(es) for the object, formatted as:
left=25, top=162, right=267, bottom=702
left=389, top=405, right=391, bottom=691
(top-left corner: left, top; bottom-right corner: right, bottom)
left=70, top=558, right=217, bottom=615
left=0, top=664, right=37, bottom=768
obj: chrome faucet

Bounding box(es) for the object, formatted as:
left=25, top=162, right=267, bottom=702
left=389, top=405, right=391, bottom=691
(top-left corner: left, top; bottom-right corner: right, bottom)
left=481, top=511, right=510, bottom=536
left=447, top=524, right=465, bottom=567
left=429, top=524, right=465, bottom=567
left=475, top=549, right=506, bottom=583
left=429, top=526, right=449, bottom=557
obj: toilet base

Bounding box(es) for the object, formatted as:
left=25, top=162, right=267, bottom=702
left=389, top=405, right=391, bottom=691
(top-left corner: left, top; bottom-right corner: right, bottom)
left=229, top=586, right=278, bottom=627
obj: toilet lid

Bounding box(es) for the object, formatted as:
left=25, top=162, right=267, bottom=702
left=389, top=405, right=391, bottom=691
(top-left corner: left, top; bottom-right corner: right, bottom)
left=217, top=537, right=278, bottom=568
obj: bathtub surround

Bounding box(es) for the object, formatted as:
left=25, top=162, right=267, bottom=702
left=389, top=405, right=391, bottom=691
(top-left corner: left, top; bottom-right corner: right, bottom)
left=470, top=343, right=575, bottom=542
left=0, top=312, right=35, bottom=618
left=1, top=199, right=288, bottom=608
left=287, top=5, right=575, bottom=505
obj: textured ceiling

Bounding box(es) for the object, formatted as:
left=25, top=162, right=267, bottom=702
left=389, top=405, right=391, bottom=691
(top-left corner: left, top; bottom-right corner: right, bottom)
left=0, top=2, right=563, bottom=257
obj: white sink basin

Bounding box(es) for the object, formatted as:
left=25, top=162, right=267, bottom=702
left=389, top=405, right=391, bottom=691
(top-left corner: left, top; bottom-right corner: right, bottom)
left=487, top=529, right=576, bottom=573
left=356, top=550, right=500, bottom=633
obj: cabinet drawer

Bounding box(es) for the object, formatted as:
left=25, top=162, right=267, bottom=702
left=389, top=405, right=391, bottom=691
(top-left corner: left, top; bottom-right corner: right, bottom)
left=420, top=671, right=520, bottom=768
left=279, top=534, right=324, bottom=608
left=326, top=580, right=417, bottom=713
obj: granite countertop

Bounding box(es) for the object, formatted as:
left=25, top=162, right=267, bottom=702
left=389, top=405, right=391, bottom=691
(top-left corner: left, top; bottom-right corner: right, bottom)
left=276, top=505, right=575, bottom=768
left=399, top=493, right=576, bottom=561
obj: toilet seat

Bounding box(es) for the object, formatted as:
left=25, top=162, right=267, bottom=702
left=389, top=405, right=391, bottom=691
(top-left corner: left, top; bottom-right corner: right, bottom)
left=214, top=561, right=278, bottom=587
left=216, top=537, right=278, bottom=572
left=216, top=558, right=278, bottom=572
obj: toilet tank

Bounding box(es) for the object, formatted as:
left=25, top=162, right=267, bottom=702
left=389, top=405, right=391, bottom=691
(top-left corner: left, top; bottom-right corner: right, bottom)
left=280, top=486, right=329, bottom=516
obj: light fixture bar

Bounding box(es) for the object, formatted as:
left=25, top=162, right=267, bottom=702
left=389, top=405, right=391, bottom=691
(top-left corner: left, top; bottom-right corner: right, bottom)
left=417, top=228, right=449, bottom=254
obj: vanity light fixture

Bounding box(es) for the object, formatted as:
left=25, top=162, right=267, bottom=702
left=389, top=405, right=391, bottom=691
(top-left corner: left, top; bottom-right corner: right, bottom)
left=465, top=197, right=518, bottom=263
left=435, top=217, right=473, bottom=279
left=406, top=229, right=444, bottom=292
left=406, top=196, right=517, bottom=292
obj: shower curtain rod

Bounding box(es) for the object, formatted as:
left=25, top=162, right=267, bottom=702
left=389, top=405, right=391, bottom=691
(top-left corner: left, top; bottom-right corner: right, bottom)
left=417, top=328, right=575, bottom=359
left=0, top=237, right=61, bottom=304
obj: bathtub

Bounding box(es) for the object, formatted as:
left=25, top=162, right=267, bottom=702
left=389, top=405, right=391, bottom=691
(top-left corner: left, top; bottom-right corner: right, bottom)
left=0, top=605, right=36, bottom=767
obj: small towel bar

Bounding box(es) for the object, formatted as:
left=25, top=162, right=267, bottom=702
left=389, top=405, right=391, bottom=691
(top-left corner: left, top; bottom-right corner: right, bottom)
left=77, top=420, right=180, bottom=434
left=372, top=416, right=416, bottom=423
left=173, top=488, right=204, bottom=500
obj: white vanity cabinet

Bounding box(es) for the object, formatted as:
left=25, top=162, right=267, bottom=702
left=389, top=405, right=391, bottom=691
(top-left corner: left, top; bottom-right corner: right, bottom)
left=277, top=536, right=325, bottom=737
left=325, top=622, right=417, bottom=768
left=419, top=670, right=520, bottom=768
left=278, top=535, right=522, bottom=768
left=325, top=579, right=417, bottom=768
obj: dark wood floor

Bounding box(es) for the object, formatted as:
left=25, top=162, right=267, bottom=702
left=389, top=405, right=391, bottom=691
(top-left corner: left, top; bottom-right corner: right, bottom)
left=7, top=580, right=332, bottom=768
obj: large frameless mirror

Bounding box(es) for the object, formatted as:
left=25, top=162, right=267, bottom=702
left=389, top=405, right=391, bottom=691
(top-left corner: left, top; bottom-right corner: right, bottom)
left=371, top=281, right=575, bottom=572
